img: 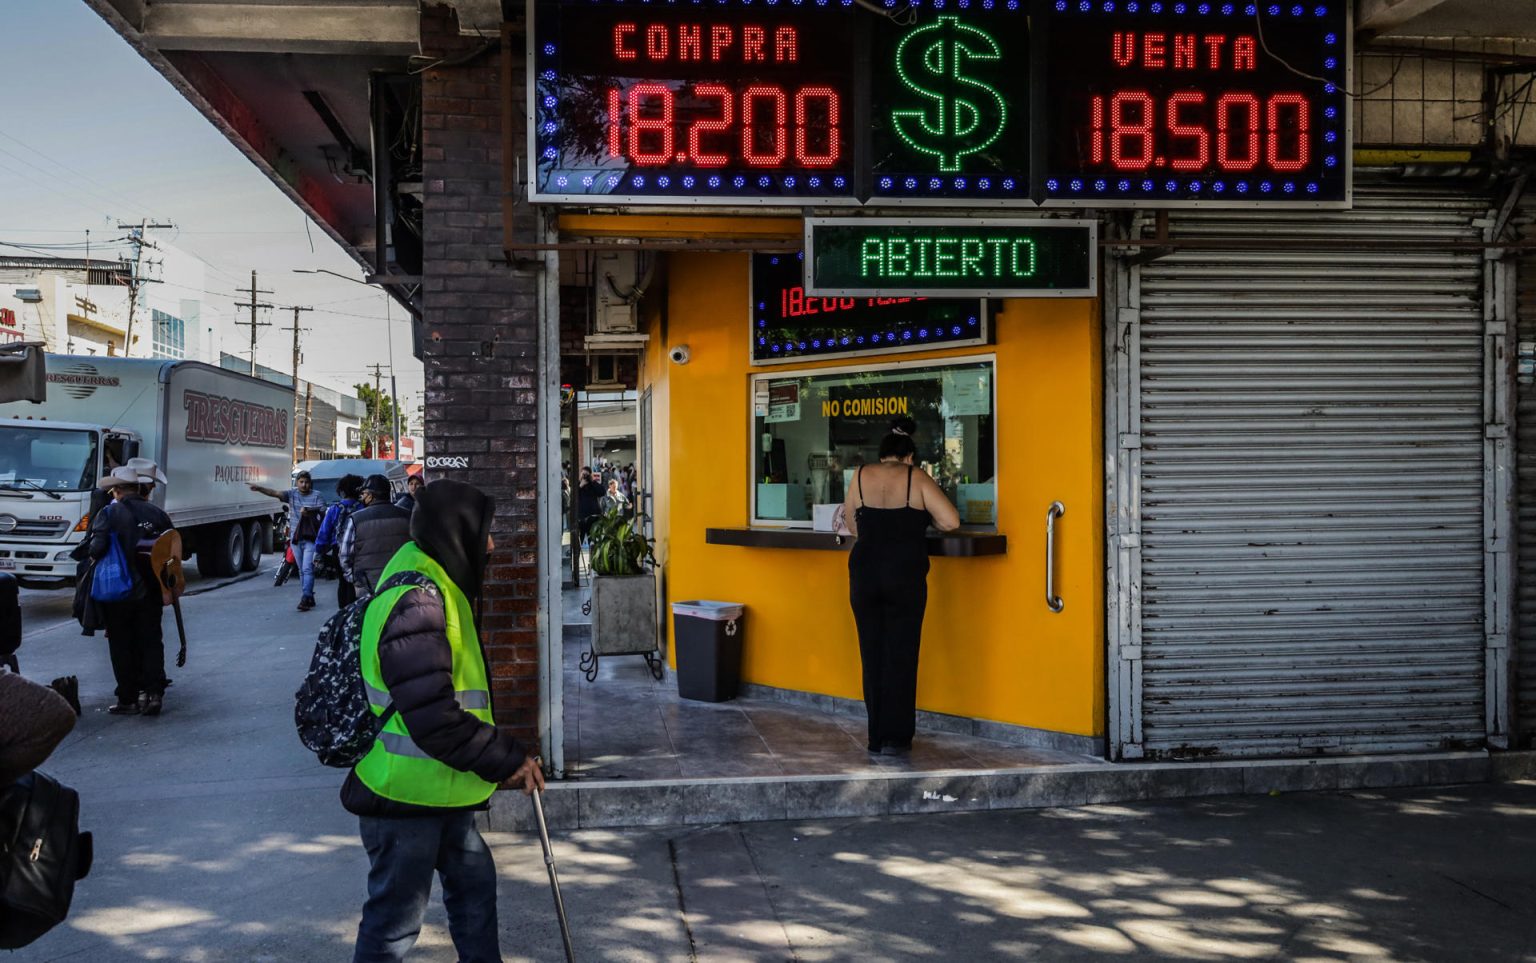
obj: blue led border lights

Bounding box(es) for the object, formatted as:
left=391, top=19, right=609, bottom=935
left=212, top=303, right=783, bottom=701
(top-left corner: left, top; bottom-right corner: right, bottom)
left=1038, top=1, right=1349, bottom=205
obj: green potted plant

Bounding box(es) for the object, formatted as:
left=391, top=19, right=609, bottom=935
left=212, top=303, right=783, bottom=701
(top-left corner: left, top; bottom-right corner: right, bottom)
left=582, top=507, right=662, bottom=680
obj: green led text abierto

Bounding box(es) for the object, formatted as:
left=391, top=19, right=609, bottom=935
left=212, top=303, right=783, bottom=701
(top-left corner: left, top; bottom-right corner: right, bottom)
left=858, top=235, right=1037, bottom=281
left=889, top=16, right=1008, bottom=173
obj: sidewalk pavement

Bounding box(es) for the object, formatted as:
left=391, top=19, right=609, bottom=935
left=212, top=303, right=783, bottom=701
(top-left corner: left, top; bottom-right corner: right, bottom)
left=9, top=572, right=1536, bottom=961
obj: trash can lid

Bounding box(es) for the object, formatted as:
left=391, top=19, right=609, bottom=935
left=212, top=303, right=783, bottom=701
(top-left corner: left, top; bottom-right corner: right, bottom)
left=671, top=600, right=743, bottom=621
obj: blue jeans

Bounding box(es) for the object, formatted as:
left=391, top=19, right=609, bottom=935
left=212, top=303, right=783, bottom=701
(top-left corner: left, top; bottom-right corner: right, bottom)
left=354, top=813, right=501, bottom=963
left=294, top=539, right=318, bottom=599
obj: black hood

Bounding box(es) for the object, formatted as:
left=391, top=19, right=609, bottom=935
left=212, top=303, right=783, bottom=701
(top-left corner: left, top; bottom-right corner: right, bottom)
left=411, top=480, right=495, bottom=599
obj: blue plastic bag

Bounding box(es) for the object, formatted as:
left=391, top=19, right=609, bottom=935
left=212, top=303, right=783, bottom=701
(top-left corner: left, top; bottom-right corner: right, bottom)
left=89, top=512, right=134, bottom=604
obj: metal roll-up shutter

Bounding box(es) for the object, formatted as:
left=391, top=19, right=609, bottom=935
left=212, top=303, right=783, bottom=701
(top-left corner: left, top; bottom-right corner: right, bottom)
left=1132, top=188, right=1489, bottom=758
left=1517, top=219, right=1536, bottom=748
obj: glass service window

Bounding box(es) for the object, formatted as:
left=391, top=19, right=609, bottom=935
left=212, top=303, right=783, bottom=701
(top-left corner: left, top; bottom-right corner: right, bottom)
left=751, top=358, right=996, bottom=528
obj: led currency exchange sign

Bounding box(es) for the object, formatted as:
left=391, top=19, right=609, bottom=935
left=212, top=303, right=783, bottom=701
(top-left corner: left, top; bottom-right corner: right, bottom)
left=530, top=1, right=1347, bottom=207
left=1039, top=2, right=1350, bottom=203
left=529, top=0, right=1029, bottom=204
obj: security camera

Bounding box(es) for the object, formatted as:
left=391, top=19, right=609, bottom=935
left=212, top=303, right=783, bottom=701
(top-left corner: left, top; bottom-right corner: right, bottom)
left=669, top=344, right=691, bottom=365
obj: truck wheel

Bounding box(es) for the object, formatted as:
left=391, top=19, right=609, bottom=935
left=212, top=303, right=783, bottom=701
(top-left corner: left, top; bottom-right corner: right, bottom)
left=202, top=522, right=245, bottom=579
left=241, top=521, right=264, bottom=572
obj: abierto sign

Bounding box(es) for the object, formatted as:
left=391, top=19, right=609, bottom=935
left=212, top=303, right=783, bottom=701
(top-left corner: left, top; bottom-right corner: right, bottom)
left=805, top=218, right=1096, bottom=298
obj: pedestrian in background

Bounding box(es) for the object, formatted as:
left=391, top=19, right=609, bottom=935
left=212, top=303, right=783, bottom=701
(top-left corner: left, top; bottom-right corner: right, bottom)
left=600, top=477, right=628, bottom=516
left=91, top=465, right=175, bottom=716
left=343, top=479, right=542, bottom=962
left=319, top=474, right=365, bottom=608
left=576, top=467, right=604, bottom=543
left=393, top=473, right=424, bottom=513
left=251, top=471, right=327, bottom=612
left=340, top=474, right=412, bottom=598
left=841, top=417, right=959, bottom=756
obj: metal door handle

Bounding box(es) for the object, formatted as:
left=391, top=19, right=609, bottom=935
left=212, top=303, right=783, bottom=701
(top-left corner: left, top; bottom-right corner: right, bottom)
left=1046, top=501, right=1065, bottom=613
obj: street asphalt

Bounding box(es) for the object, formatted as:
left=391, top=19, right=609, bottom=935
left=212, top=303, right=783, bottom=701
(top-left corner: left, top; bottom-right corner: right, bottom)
left=8, top=567, right=1536, bottom=962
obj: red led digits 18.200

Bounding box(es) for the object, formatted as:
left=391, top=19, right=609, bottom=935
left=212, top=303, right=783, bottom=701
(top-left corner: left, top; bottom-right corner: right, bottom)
left=604, top=82, right=841, bottom=169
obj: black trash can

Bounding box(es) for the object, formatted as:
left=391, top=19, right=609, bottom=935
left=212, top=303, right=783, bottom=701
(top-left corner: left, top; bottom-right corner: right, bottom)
left=671, top=600, right=744, bottom=702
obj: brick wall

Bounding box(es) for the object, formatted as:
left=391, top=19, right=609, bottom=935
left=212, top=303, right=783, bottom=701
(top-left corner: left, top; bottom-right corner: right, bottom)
left=419, top=4, right=541, bottom=748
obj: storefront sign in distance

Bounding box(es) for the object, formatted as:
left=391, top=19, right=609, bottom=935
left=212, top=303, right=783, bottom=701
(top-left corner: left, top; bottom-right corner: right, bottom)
left=805, top=218, right=1096, bottom=298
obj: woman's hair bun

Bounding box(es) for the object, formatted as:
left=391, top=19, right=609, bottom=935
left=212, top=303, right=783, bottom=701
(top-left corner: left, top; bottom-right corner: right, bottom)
left=890, top=416, right=917, bottom=437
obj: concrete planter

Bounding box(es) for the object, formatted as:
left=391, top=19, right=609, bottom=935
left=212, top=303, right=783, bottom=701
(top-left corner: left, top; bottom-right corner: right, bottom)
left=584, top=573, right=662, bottom=680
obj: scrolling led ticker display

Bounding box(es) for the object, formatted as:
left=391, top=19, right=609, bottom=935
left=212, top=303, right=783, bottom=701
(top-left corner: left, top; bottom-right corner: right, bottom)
left=751, top=252, right=987, bottom=364
left=530, top=0, right=1348, bottom=207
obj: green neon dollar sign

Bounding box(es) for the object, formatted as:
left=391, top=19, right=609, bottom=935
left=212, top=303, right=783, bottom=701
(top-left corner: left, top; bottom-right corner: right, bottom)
left=890, top=16, right=1008, bottom=173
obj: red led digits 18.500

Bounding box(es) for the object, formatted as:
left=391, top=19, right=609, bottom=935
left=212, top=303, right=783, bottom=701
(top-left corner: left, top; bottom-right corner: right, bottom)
left=1040, top=4, right=1347, bottom=205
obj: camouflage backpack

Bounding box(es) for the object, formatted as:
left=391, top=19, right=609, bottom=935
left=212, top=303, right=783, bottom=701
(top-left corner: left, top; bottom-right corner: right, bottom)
left=294, top=570, right=439, bottom=768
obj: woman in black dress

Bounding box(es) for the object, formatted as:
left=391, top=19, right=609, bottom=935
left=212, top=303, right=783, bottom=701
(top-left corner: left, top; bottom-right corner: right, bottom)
left=843, top=417, right=960, bottom=755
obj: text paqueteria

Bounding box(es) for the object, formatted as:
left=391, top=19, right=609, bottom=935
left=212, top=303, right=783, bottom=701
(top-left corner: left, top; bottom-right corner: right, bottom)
left=821, top=396, right=909, bottom=418
left=184, top=389, right=288, bottom=449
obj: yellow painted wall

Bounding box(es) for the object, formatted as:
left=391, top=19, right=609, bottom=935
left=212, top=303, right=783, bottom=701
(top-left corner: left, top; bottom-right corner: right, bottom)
left=645, top=251, right=1105, bottom=738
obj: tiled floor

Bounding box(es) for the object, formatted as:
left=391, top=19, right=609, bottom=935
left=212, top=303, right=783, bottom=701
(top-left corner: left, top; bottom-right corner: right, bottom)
left=559, top=585, right=1094, bottom=782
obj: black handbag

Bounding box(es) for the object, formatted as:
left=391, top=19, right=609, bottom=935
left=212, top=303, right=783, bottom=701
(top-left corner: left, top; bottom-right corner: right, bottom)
left=0, top=771, right=93, bottom=949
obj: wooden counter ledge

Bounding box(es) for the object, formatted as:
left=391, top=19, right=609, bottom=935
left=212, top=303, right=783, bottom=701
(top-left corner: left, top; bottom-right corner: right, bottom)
left=704, top=528, right=1007, bottom=557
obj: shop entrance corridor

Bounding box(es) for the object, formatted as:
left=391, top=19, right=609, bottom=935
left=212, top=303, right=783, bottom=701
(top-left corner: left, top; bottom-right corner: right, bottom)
left=558, top=586, right=1094, bottom=783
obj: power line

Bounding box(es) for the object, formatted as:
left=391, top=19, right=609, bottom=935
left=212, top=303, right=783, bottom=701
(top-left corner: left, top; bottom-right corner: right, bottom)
left=0, top=157, right=116, bottom=223
left=0, top=129, right=160, bottom=216
left=0, top=143, right=130, bottom=218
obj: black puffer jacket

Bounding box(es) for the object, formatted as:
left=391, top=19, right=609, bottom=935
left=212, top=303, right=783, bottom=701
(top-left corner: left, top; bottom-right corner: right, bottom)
left=341, top=480, right=527, bottom=817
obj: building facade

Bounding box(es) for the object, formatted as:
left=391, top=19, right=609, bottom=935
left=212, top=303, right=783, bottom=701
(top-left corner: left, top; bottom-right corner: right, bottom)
left=83, top=0, right=1536, bottom=764
left=0, top=239, right=215, bottom=361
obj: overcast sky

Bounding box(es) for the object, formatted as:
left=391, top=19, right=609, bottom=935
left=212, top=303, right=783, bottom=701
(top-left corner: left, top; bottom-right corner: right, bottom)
left=0, top=0, right=423, bottom=419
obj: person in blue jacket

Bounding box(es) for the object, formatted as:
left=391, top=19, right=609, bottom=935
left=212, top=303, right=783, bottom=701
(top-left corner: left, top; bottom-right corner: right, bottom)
left=318, top=474, right=365, bottom=608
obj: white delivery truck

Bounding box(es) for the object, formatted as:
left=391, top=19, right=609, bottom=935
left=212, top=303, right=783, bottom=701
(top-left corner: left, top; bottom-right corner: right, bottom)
left=0, top=355, right=294, bottom=588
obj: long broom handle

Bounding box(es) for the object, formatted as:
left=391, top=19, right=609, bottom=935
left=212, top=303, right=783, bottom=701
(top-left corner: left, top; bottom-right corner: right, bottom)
left=531, top=761, right=576, bottom=963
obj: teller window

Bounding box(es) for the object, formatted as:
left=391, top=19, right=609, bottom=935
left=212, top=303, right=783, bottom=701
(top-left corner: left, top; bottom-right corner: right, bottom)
left=750, top=357, right=997, bottom=529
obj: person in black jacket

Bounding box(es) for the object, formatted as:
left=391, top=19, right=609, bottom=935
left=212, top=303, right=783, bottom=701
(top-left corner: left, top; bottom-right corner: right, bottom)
left=576, top=467, right=604, bottom=543
left=343, top=479, right=542, bottom=963
left=88, top=466, right=174, bottom=716
left=0, top=573, right=19, bottom=674
left=338, top=475, right=412, bottom=597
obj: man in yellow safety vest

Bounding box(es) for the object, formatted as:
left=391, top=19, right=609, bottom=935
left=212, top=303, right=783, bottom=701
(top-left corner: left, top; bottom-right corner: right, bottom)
left=342, top=479, right=543, bottom=963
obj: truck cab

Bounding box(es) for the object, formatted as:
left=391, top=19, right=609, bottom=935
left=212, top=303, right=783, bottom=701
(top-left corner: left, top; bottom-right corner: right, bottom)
left=0, top=419, right=139, bottom=588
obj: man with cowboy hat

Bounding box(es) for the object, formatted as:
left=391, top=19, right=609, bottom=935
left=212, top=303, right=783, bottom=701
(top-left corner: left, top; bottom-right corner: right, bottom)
left=126, top=457, right=169, bottom=493
left=88, top=464, right=175, bottom=716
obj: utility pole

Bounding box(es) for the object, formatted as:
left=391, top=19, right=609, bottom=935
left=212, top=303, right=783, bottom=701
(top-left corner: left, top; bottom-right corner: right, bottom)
left=232, top=271, right=274, bottom=376
left=385, top=299, right=401, bottom=461
left=116, top=218, right=174, bottom=356
left=365, top=362, right=389, bottom=458
left=280, top=305, right=312, bottom=463
left=303, top=384, right=313, bottom=460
